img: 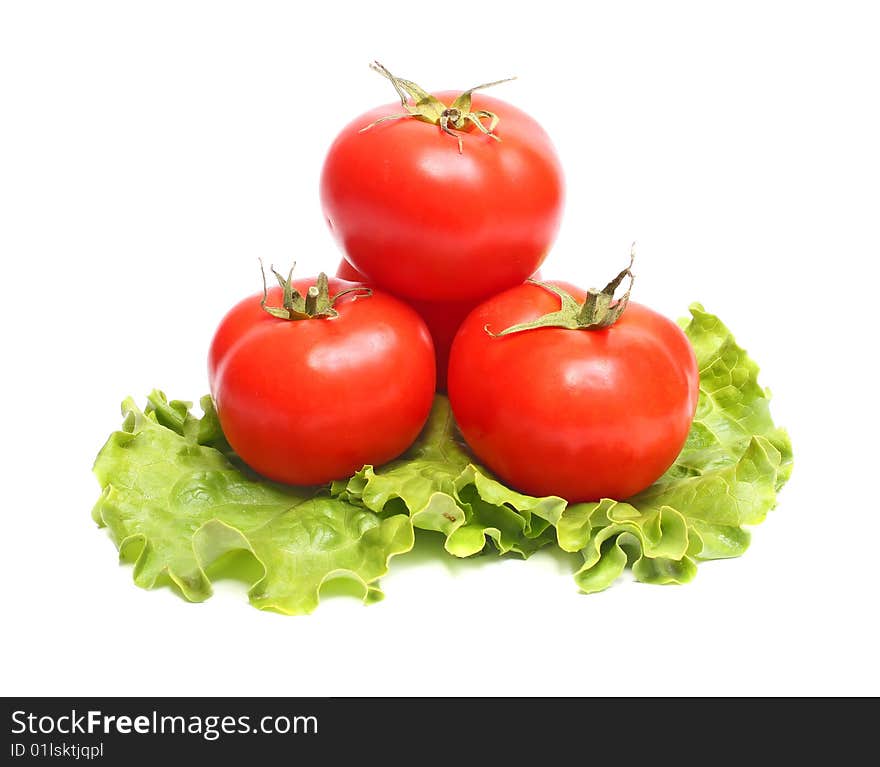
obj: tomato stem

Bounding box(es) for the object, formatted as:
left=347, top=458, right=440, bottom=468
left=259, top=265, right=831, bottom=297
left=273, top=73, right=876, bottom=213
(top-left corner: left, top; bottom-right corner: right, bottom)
left=258, top=261, right=372, bottom=321
left=486, top=245, right=637, bottom=337
left=359, top=61, right=515, bottom=154
left=304, top=286, right=320, bottom=316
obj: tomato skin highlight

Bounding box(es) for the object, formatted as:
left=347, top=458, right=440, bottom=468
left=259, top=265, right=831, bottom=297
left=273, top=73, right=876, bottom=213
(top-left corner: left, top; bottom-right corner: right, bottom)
left=320, top=91, right=564, bottom=302
left=336, top=259, right=542, bottom=393
left=209, top=278, right=436, bottom=486
left=335, top=259, right=476, bottom=393
left=447, top=282, right=699, bottom=502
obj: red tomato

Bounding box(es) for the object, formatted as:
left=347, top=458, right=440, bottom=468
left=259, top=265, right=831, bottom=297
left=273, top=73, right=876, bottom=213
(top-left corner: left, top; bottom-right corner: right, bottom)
left=208, top=275, right=435, bottom=485
left=320, top=81, right=564, bottom=302
left=447, top=282, right=699, bottom=502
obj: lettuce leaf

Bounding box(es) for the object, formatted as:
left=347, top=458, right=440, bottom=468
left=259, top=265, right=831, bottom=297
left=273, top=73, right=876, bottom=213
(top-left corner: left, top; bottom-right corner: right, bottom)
left=91, top=304, right=792, bottom=611
left=331, top=398, right=566, bottom=558
left=92, top=392, right=413, bottom=614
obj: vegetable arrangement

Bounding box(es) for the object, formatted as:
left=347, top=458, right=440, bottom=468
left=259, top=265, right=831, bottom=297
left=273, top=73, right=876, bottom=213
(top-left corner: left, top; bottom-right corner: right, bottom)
left=92, top=63, right=792, bottom=615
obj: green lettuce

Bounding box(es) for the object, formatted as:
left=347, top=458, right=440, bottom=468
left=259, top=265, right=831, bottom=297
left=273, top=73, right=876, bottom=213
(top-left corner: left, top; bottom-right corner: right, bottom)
left=91, top=304, right=792, bottom=612
left=331, top=399, right=566, bottom=558
left=92, top=392, right=413, bottom=614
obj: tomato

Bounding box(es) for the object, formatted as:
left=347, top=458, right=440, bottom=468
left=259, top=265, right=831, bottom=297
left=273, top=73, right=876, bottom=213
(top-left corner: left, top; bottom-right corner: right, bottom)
left=320, top=64, right=564, bottom=302
left=447, top=279, right=699, bottom=502
left=208, top=272, right=435, bottom=485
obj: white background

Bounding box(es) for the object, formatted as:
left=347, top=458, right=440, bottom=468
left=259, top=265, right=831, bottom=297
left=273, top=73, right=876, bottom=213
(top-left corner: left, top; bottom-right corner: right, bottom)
left=1, top=1, right=878, bottom=696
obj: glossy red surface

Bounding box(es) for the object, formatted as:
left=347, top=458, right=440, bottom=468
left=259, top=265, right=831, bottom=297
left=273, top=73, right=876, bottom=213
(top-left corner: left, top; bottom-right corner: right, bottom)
left=320, top=92, right=564, bottom=301
left=209, top=278, right=436, bottom=485
left=448, top=282, right=699, bottom=501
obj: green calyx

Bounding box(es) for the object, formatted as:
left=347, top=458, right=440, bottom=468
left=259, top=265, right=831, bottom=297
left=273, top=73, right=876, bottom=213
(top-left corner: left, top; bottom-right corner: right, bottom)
left=359, top=61, right=515, bottom=153
left=488, top=246, right=636, bottom=337
left=259, top=261, right=371, bottom=320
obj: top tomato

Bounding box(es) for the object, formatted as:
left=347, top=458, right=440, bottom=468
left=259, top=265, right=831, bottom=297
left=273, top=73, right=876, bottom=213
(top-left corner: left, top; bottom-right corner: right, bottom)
left=320, top=65, right=564, bottom=302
